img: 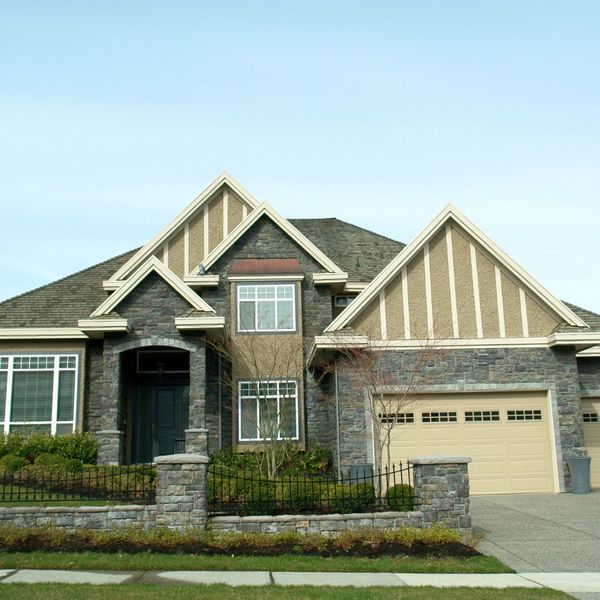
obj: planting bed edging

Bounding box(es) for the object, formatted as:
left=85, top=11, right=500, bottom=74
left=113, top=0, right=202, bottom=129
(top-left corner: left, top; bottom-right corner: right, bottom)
left=209, top=511, right=425, bottom=535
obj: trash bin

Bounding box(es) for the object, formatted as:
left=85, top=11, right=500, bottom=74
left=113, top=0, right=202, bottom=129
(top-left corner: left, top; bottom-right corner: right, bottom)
left=567, top=457, right=591, bottom=494
left=349, top=463, right=373, bottom=481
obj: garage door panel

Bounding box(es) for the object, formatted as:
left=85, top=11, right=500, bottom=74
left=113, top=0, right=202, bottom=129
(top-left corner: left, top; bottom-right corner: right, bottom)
left=384, top=392, right=555, bottom=495
left=582, top=398, right=600, bottom=489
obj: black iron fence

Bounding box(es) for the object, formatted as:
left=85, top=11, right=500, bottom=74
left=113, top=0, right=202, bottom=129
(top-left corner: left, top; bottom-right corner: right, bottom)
left=0, top=464, right=156, bottom=504
left=208, top=463, right=414, bottom=516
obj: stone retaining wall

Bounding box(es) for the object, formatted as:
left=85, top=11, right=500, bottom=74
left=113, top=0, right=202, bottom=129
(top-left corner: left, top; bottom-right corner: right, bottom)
left=0, top=454, right=472, bottom=532
left=210, top=511, right=424, bottom=535
left=0, top=504, right=155, bottom=529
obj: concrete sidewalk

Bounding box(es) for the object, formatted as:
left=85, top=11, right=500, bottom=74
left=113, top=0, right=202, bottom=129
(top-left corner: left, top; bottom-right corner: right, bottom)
left=1, top=568, right=600, bottom=595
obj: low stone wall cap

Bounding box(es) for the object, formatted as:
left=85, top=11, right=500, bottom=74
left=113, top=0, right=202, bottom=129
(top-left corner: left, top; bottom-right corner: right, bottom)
left=154, top=453, right=209, bottom=464
left=409, top=454, right=472, bottom=465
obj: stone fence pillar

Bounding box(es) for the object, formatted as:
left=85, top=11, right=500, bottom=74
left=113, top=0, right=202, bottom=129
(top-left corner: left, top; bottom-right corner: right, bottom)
left=155, top=454, right=209, bottom=530
left=409, top=455, right=472, bottom=530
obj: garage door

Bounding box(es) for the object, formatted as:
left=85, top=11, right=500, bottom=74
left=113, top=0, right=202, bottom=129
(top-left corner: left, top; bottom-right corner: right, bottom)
left=383, top=392, right=556, bottom=495
left=582, top=398, right=600, bottom=489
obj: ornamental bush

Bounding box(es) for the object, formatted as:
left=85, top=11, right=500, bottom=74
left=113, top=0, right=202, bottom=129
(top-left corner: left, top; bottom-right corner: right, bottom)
left=386, top=483, right=415, bottom=511
left=0, top=432, right=97, bottom=464
left=0, top=454, right=28, bottom=473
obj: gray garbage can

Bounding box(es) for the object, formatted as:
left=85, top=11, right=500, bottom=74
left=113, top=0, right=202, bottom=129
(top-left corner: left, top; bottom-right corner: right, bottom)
left=567, top=457, right=591, bottom=494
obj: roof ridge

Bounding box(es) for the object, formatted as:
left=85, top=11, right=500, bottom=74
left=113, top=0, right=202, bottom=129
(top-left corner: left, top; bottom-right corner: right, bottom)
left=0, top=247, right=140, bottom=306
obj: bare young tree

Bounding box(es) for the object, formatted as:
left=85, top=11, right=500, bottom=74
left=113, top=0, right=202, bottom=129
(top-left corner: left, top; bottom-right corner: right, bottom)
left=320, top=330, right=443, bottom=473
left=208, top=330, right=304, bottom=479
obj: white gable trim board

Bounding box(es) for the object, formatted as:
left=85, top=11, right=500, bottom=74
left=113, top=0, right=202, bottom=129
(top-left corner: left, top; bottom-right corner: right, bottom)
left=108, top=172, right=259, bottom=284
left=325, top=205, right=587, bottom=333
left=91, top=257, right=215, bottom=318
left=199, top=203, right=344, bottom=275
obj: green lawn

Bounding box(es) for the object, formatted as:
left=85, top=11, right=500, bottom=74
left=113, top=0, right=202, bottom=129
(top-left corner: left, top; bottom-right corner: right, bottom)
left=0, top=552, right=511, bottom=573
left=0, top=584, right=575, bottom=600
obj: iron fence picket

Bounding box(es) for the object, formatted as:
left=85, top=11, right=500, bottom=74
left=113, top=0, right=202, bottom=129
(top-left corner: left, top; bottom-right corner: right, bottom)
left=0, top=463, right=156, bottom=504
left=207, top=462, right=414, bottom=516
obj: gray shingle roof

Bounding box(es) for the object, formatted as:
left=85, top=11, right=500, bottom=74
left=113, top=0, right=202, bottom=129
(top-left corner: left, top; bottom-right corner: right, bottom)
left=290, top=218, right=405, bottom=282
left=0, top=249, right=138, bottom=328
left=563, top=302, right=600, bottom=332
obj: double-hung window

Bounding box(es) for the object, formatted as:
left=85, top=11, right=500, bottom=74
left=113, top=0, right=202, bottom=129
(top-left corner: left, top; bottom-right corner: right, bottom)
left=238, top=380, right=299, bottom=441
left=237, top=284, right=296, bottom=332
left=0, top=355, right=78, bottom=434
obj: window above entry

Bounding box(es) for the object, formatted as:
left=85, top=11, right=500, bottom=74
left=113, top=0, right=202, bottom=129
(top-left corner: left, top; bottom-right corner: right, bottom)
left=237, top=283, right=296, bottom=332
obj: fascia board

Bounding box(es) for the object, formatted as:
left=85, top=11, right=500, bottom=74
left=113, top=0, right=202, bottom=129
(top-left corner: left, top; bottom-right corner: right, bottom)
left=199, top=203, right=343, bottom=274
left=326, top=204, right=586, bottom=332
left=0, top=328, right=89, bottom=340
left=108, top=173, right=258, bottom=283
left=313, top=272, right=349, bottom=285
left=91, top=257, right=215, bottom=317
left=548, top=332, right=600, bottom=346
left=175, top=316, right=226, bottom=330
left=183, top=275, right=220, bottom=288
left=78, top=319, right=130, bottom=333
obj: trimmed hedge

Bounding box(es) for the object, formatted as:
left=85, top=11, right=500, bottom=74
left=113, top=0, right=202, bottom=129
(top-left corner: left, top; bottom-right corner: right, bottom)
left=0, top=432, right=98, bottom=464
left=0, top=524, right=475, bottom=558
left=386, top=484, right=415, bottom=511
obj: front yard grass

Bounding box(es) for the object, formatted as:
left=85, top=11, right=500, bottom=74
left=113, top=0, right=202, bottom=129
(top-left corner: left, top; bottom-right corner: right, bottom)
left=0, top=584, right=574, bottom=599
left=0, top=551, right=510, bottom=573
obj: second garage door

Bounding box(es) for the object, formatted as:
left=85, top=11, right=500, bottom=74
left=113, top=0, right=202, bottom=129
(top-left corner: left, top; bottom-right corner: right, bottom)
left=383, top=391, right=556, bottom=495
left=582, top=398, right=600, bottom=489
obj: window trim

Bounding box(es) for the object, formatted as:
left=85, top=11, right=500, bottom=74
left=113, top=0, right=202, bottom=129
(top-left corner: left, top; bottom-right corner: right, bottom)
left=237, top=379, right=299, bottom=442
left=0, top=354, right=79, bottom=434
left=236, top=283, right=297, bottom=333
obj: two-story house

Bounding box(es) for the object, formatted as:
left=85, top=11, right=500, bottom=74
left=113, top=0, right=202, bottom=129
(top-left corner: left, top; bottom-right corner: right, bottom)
left=1, top=173, right=599, bottom=495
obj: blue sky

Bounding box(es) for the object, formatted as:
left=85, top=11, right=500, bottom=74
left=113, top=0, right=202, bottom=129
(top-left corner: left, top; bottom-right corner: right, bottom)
left=1, top=1, right=599, bottom=312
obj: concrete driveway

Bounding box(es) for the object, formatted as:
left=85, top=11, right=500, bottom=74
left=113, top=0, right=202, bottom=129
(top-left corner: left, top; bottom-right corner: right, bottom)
left=471, top=491, right=600, bottom=573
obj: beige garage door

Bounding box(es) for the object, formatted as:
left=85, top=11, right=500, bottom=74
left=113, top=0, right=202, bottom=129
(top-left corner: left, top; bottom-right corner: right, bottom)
left=582, top=398, right=600, bottom=489
left=383, top=392, right=556, bottom=495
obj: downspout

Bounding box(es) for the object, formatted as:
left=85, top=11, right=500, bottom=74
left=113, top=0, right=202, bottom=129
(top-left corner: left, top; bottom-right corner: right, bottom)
left=218, top=353, right=223, bottom=450
left=334, top=365, right=342, bottom=480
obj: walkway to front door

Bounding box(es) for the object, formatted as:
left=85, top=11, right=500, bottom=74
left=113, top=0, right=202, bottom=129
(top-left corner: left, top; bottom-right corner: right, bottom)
left=471, top=491, right=600, bottom=572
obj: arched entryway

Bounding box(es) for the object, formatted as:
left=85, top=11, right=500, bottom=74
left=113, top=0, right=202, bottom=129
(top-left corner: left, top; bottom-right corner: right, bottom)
left=122, top=346, right=190, bottom=463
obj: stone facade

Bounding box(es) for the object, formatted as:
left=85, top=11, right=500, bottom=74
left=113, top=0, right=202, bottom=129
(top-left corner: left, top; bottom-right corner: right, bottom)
left=0, top=456, right=470, bottom=533
left=210, top=511, right=424, bottom=535
left=410, top=456, right=471, bottom=530
left=154, top=453, right=209, bottom=529
left=335, top=346, right=586, bottom=491
left=0, top=505, right=154, bottom=530
left=88, top=273, right=207, bottom=464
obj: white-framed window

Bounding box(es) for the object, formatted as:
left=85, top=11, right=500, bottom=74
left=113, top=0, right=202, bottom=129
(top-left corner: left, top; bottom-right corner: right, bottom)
left=238, top=380, right=299, bottom=441
left=334, top=295, right=357, bottom=308
left=237, top=284, right=296, bottom=332
left=0, top=355, right=79, bottom=435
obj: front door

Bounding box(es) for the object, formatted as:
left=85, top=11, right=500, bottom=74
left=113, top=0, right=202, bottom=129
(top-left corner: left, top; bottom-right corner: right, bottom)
left=132, top=384, right=189, bottom=463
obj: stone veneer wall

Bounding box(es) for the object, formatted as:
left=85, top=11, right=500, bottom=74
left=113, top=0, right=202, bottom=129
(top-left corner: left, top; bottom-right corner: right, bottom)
left=0, top=505, right=155, bottom=529
left=336, top=346, right=585, bottom=491
left=201, top=216, right=336, bottom=452
left=0, top=455, right=471, bottom=533
left=210, top=511, right=424, bottom=535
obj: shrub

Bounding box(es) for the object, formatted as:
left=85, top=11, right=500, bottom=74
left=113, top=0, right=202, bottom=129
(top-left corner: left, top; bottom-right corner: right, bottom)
left=34, top=453, right=69, bottom=468
left=278, top=481, right=321, bottom=512
left=0, top=454, right=29, bottom=473
left=0, top=524, right=470, bottom=557
left=0, top=432, right=97, bottom=464
left=330, top=483, right=376, bottom=513
left=241, top=480, right=277, bottom=515
left=386, top=483, right=415, bottom=511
